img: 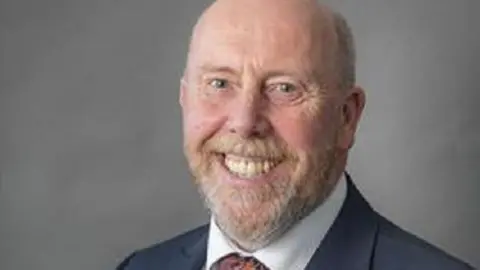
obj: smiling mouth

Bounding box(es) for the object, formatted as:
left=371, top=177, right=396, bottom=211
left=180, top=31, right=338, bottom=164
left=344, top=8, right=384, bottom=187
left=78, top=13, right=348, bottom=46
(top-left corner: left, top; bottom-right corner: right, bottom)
left=220, top=153, right=283, bottom=179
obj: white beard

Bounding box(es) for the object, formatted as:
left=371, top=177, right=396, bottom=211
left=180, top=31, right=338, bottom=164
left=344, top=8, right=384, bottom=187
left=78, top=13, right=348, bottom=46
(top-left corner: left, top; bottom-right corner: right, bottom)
left=196, top=149, right=337, bottom=251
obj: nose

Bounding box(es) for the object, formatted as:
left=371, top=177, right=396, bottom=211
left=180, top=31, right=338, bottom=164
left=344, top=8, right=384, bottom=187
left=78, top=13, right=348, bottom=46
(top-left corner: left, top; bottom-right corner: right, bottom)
left=226, top=92, right=271, bottom=138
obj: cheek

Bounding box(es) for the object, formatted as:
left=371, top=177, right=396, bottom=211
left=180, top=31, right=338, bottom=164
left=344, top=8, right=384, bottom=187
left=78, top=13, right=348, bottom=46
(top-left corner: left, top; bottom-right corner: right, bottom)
left=272, top=111, right=325, bottom=153
left=183, top=101, right=226, bottom=148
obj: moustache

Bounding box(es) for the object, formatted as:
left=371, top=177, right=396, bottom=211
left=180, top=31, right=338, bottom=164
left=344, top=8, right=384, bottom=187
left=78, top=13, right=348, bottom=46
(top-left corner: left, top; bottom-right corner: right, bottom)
left=204, top=134, right=288, bottom=160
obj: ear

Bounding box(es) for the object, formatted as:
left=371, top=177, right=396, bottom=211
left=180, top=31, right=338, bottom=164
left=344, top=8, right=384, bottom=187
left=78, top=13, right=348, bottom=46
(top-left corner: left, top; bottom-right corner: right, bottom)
left=179, top=77, right=187, bottom=108
left=337, top=86, right=366, bottom=150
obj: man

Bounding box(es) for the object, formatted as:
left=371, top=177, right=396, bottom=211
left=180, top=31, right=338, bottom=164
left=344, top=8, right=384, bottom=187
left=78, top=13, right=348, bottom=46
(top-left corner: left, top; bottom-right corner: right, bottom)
left=117, top=0, right=473, bottom=269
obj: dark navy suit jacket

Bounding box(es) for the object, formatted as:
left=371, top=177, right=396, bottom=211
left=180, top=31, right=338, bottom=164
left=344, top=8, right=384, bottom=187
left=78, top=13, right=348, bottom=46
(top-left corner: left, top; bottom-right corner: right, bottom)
left=117, top=176, right=474, bottom=270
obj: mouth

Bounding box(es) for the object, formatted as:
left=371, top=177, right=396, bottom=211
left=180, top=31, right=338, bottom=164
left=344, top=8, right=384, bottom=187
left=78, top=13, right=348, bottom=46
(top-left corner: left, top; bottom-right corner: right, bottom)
left=218, top=153, right=283, bottom=179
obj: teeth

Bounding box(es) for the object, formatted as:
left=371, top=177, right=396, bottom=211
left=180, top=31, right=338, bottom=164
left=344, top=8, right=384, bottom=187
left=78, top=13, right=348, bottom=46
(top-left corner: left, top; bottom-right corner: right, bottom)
left=255, top=162, right=263, bottom=174
left=263, top=162, right=271, bottom=172
left=246, top=162, right=255, bottom=177
left=224, top=155, right=279, bottom=178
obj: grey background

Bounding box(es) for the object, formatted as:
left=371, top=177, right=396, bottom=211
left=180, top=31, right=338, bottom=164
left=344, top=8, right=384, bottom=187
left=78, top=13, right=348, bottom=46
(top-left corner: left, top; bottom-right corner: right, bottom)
left=1, top=0, right=479, bottom=269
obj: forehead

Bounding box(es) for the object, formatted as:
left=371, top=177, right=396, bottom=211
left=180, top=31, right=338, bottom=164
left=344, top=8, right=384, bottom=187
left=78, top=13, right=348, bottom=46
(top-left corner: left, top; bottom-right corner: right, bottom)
left=188, top=7, right=334, bottom=77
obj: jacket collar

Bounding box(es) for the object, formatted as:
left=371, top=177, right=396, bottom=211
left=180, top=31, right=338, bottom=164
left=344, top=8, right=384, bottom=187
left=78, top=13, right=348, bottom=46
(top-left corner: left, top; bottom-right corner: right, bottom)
left=305, top=173, right=378, bottom=270
left=175, top=227, right=208, bottom=270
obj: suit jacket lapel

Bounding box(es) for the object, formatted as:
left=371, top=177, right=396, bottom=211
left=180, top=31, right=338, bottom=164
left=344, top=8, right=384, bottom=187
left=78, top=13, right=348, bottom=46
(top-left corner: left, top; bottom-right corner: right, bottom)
left=175, top=225, right=208, bottom=270
left=305, top=174, right=379, bottom=270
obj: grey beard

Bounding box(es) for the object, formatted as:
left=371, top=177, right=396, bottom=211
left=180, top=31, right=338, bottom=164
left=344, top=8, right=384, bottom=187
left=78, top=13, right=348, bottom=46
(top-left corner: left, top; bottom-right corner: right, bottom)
left=204, top=177, right=297, bottom=251
left=198, top=164, right=337, bottom=252
left=191, top=137, right=340, bottom=251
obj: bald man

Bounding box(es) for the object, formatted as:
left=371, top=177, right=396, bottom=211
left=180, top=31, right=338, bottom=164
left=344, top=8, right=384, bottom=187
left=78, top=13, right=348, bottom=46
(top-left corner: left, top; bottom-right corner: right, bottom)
left=117, top=0, right=473, bottom=269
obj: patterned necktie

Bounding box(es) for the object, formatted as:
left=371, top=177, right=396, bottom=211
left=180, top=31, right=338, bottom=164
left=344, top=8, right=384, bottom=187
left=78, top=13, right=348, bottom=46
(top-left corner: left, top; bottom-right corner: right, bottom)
left=210, top=252, right=270, bottom=270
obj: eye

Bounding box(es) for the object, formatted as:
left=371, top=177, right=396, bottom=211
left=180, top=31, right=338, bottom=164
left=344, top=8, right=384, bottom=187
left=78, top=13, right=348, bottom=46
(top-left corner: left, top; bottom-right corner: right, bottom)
left=200, top=77, right=234, bottom=101
left=208, top=78, right=229, bottom=90
left=266, top=81, right=304, bottom=105
left=275, top=83, right=296, bottom=93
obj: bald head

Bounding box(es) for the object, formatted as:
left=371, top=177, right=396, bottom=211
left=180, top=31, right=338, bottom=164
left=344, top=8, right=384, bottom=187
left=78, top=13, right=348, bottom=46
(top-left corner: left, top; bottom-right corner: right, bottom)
left=185, top=0, right=355, bottom=90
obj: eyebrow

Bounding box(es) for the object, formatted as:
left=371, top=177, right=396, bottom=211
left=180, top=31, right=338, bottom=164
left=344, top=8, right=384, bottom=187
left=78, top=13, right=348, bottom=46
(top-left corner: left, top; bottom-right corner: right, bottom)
left=195, top=64, right=326, bottom=85
left=198, top=65, right=310, bottom=78
left=197, top=64, right=237, bottom=75
left=263, top=70, right=308, bottom=79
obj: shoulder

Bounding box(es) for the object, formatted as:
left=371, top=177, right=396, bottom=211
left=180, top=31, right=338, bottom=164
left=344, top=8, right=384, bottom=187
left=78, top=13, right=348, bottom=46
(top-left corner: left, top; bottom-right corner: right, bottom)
left=116, top=224, right=208, bottom=270
left=373, top=215, right=474, bottom=270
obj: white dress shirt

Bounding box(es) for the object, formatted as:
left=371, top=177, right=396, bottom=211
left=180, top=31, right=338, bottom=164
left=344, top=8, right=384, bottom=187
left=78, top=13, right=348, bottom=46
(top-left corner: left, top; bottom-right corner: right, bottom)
left=206, top=173, right=347, bottom=270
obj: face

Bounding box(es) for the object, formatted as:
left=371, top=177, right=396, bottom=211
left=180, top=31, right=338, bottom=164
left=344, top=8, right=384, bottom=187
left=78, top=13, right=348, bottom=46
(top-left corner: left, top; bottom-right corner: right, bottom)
left=180, top=1, right=362, bottom=251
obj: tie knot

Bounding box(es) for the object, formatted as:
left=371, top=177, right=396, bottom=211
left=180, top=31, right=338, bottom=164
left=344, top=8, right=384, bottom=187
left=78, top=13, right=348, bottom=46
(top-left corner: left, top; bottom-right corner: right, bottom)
left=211, top=252, right=270, bottom=270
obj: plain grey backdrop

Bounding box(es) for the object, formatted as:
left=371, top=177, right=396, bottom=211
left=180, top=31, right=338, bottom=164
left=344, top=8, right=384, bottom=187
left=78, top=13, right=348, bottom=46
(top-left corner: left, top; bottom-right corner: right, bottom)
left=1, top=0, right=479, bottom=269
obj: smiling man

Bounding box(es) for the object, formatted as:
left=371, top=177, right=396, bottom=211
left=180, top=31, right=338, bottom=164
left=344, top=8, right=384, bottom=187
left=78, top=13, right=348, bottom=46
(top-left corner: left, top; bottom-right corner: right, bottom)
left=117, top=0, right=473, bottom=269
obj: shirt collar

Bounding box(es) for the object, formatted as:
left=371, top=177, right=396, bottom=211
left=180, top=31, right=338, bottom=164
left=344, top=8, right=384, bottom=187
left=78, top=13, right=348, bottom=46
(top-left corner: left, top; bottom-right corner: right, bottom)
left=206, top=173, right=347, bottom=270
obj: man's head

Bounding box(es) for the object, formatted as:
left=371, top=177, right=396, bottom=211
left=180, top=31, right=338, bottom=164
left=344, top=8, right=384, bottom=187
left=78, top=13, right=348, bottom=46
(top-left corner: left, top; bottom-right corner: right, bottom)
left=180, top=0, right=365, bottom=251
